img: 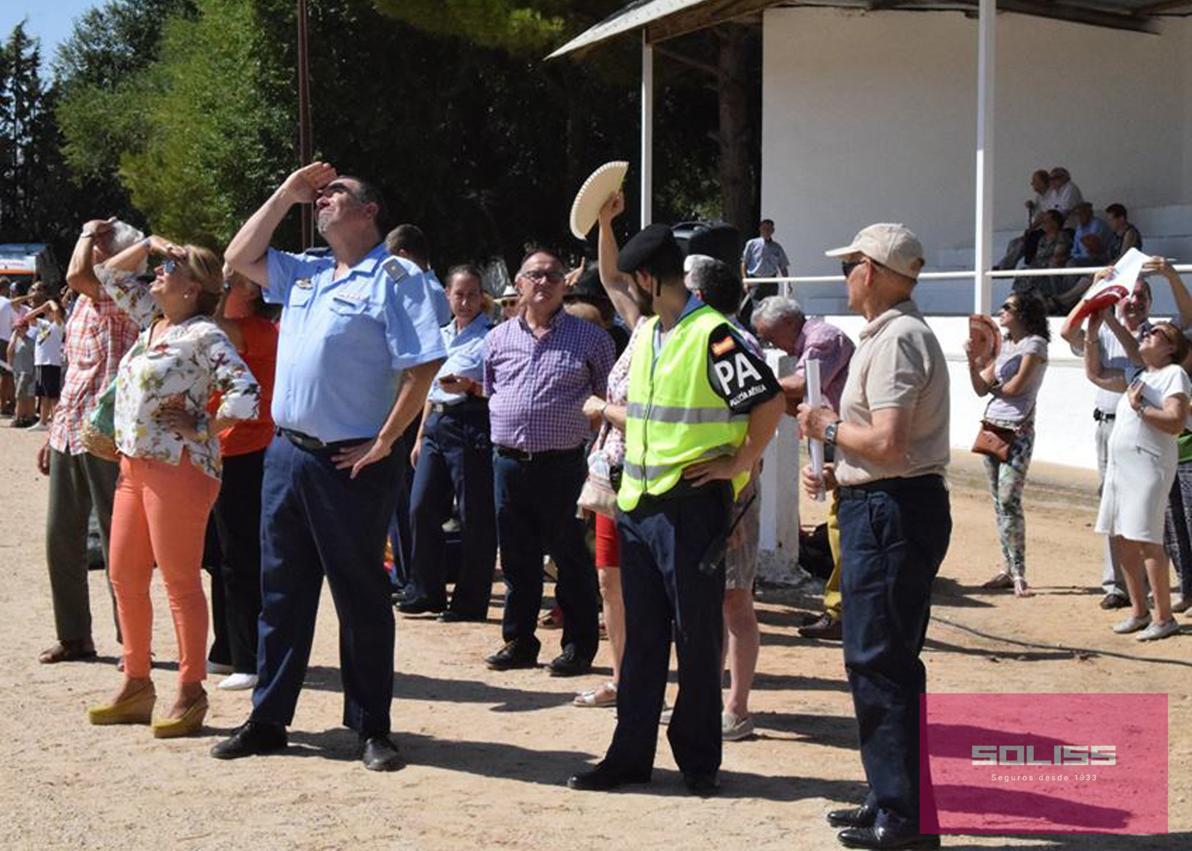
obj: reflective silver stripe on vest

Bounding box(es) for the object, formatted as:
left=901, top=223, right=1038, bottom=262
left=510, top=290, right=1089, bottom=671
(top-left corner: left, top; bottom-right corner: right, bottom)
left=622, top=444, right=738, bottom=482
left=624, top=402, right=744, bottom=425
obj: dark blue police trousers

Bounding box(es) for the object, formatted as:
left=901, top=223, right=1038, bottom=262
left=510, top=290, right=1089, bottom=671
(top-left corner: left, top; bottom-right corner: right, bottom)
left=406, top=407, right=496, bottom=617
left=251, top=434, right=400, bottom=736
left=604, top=483, right=730, bottom=778
left=493, top=447, right=599, bottom=661
left=838, top=476, right=951, bottom=833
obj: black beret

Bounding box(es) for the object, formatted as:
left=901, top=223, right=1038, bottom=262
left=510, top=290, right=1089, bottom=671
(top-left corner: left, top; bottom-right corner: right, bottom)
left=617, top=223, right=682, bottom=274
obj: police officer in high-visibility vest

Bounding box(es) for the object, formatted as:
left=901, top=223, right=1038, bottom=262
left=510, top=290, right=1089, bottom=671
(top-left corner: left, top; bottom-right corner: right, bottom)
left=568, top=224, right=784, bottom=795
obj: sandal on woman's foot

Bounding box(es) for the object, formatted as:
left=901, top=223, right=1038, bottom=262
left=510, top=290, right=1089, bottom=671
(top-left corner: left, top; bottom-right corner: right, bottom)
left=1013, top=577, right=1033, bottom=598
left=981, top=572, right=1014, bottom=591
left=573, top=682, right=617, bottom=708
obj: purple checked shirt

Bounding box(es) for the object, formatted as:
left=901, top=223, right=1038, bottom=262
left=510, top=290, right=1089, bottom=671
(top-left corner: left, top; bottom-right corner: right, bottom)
left=484, top=309, right=615, bottom=453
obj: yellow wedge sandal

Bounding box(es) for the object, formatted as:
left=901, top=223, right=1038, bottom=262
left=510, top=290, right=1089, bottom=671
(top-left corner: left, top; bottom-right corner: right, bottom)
left=151, top=694, right=208, bottom=739
left=88, top=685, right=156, bottom=725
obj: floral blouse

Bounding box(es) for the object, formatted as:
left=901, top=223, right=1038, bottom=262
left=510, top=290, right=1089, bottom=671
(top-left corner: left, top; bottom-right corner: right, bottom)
left=99, top=268, right=261, bottom=480
left=594, top=318, right=647, bottom=469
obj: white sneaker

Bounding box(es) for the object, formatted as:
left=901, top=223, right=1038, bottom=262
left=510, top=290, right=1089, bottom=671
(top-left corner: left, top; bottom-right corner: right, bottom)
left=1136, top=620, right=1179, bottom=641
left=217, top=672, right=258, bottom=690
left=722, top=711, right=755, bottom=741
left=207, top=660, right=234, bottom=675
left=1112, top=614, right=1151, bottom=634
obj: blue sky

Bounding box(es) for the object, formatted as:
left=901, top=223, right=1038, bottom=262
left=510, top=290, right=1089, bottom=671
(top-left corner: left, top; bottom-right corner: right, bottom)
left=3, top=0, right=100, bottom=73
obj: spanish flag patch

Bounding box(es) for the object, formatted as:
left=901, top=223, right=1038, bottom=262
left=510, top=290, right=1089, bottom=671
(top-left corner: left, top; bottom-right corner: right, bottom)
left=711, top=336, right=736, bottom=356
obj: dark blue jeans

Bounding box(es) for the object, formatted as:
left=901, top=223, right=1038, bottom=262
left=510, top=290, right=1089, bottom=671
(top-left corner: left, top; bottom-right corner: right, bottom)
left=406, top=408, right=496, bottom=617
left=838, top=477, right=951, bottom=833
left=252, top=434, right=400, bottom=735
left=493, top=447, right=599, bottom=662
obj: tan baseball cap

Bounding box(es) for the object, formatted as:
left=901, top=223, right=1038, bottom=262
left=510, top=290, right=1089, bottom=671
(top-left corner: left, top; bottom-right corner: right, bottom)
left=825, top=223, right=925, bottom=280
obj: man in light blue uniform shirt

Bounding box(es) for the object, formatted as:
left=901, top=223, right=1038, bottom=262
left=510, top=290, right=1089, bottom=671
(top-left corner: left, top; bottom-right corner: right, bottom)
left=400, top=265, right=497, bottom=621
left=213, top=162, right=445, bottom=772
left=740, top=218, right=790, bottom=327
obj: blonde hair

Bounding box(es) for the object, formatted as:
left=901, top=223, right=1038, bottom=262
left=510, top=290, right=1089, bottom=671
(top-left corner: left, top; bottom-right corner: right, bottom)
left=182, top=245, right=224, bottom=315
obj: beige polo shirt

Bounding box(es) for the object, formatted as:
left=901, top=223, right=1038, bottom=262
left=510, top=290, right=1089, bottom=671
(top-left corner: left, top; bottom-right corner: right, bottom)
left=833, top=299, right=950, bottom=486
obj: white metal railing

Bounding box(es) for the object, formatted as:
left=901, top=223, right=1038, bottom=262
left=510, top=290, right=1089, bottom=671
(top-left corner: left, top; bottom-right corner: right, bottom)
left=746, top=264, right=1192, bottom=288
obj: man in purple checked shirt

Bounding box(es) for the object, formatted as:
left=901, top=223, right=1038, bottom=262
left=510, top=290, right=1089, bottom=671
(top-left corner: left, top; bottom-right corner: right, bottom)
left=482, top=248, right=615, bottom=676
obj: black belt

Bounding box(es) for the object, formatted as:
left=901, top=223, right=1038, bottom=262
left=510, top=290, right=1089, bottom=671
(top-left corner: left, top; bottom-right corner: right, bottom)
left=430, top=399, right=488, bottom=415
left=277, top=428, right=364, bottom=453
left=495, top=445, right=583, bottom=462
left=838, top=474, right=946, bottom=501
left=1093, top=409, right=1116, bottom=422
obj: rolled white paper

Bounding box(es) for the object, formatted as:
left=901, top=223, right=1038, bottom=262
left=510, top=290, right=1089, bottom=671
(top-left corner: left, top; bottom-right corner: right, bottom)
left=805, top=358, right=825, bottom=502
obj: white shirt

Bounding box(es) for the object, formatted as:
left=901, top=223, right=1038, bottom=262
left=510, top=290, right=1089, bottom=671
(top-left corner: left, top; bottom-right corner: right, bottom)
left=34, top=319, right=64, bottom=367
left=1093, top=322, right=1147, bottom=415
left=0, top=296, right=12, bottom=340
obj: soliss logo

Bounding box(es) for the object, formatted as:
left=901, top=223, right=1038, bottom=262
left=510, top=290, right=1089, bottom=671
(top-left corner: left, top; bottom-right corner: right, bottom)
left=971, top=745, right=1117, bottom=766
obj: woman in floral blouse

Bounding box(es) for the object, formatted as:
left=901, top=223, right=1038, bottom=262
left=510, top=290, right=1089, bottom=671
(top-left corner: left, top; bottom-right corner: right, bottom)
left=82, top=226, right=260, bottom=739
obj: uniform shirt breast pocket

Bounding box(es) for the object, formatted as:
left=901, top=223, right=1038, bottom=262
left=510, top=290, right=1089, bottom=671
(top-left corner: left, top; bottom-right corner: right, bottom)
left=327, top=295, right=375, bottom=337
left=288, top=285, right=314, bottom=309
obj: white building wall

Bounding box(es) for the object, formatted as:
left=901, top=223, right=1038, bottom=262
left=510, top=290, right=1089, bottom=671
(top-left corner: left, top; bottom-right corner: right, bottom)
left=759, top=9, right=1192, bottom=279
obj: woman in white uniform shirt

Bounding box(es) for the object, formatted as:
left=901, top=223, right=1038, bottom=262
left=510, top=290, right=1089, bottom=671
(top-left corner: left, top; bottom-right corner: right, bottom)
left=1085, top=311, right=1190, bottom=641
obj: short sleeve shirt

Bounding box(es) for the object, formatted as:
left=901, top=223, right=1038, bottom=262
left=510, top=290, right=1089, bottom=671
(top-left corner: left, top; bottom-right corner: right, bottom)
left=791, top=318, right=855, bottom=412
left=984, top=334, right=1048, bottom=423
left=1111, top=363, right=1192, bottom=461
left=834, top=300, right=950, bottom=486
left=741, top=238, right=790, bottom=277
left=264, top=245, right=447, bottom=442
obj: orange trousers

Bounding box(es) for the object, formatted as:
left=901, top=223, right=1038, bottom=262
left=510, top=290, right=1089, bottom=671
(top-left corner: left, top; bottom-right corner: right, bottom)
left=109, top=453, right=220, bottom=683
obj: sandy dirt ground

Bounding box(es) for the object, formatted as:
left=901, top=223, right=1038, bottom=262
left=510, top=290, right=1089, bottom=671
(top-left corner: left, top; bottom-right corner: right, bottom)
left=1, top=427, right=1188, bottom=850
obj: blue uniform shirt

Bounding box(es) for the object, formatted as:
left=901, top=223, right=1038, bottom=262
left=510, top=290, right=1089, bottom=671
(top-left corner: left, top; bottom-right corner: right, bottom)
left=426, top=270, right=452, bottom=327
left=427, top=313, right=492, bottom=405
left=264, top=244, right=447, bottom=441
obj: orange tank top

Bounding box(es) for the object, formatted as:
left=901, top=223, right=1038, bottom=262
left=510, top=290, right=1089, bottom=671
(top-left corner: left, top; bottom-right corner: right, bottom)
left=209, top=315, right=278, bottom=458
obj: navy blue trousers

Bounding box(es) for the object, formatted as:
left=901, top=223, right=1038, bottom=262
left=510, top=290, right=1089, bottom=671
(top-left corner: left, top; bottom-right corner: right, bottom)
left=406, top=408, right=496, bottom=617
left=493, top=448, right=599, bottom=661
left=386, top=416, right=421, bottom=589
left=838, top=478, right=951, bottom=833
left=251, top=435, right=400, bottom=735
left=604, top=483, right=731, bottom=777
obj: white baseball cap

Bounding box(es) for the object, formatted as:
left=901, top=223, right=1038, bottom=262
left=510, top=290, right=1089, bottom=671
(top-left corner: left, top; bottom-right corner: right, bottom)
left=825, top=223, right=925, bottom=280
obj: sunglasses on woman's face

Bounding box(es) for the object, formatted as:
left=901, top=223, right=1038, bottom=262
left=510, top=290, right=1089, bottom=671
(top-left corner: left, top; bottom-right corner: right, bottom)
left=162, top=259, right=182, bottom=275
left=998, top=302, right=1017, bottom=314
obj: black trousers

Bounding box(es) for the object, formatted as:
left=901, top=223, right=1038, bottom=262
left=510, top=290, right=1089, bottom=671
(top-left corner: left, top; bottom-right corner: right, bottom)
left=211, top=448, right=266, bottom=674
left=493, top=447, right=599, bottom=661
left=604, top=483, right=731, bottom=777
left=406, top=408, right=496, bottom=617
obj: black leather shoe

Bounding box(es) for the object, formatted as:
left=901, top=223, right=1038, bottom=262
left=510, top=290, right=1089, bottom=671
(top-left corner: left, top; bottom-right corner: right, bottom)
left=398, top=597, right=445, bottom=615
left=439, top=609, right=485, bottom=623
left=827, top=805, right=877, bottom=828
left=485, top=639, right=539, bottom=671
left=361, top=734, right=404, bottom=772
left=837, top=826, right=940, bottom=849
left=210, top=721, right=287, bottom=760
left=567, top=762, right=651, bottom=791
left=683, top=772, right=720, bottom=796
left=547, top=645, right=592, bottom=677
left=799, top=613, right=843, bottom=641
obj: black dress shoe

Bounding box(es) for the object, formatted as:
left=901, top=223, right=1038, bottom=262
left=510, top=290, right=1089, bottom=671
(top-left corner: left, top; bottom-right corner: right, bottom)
left=398, top=597, right=445, bottom=615
left=485, top=639, right=539, bottom=671
left=210, top=720, right=287, bottom=760
left=683, top=772, right=720, bottom=796
left=799, top=613, right=843, bottom=641
left=837, top=826, right=940, bottom=849
left=827, top=805, right=877, bottom=828
left=439, top=609, right=485, bottom=623
left=567, top=762, right=651, bottom=791
left=361, top=734, right=404, bottom=772
left=547, top=645, right=592, bottom=677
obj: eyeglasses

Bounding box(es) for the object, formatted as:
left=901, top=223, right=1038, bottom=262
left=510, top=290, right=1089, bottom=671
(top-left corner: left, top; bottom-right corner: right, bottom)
left=162, top=259, right=182, bottom=275
left=998, top=302, right=1016, bottom=314
left=841, top=259, right=866, bottom=278
left=519, top=269, right=565, bottom=284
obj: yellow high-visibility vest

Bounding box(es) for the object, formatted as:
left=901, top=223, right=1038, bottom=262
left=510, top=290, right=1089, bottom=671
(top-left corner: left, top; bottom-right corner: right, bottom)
left=618, top=305, right=751, bottom=512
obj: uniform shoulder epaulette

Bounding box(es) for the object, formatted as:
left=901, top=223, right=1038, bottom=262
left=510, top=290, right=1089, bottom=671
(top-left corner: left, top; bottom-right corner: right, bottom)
left=382, top=257, right=409, bottom=284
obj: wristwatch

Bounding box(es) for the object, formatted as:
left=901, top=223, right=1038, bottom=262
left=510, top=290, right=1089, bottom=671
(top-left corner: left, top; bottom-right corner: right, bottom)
left=823, top=419, right=842, bottom=447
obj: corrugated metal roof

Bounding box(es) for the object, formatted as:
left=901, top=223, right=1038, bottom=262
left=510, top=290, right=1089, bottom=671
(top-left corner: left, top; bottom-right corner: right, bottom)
left=548, top=0, right=1190, bottom=58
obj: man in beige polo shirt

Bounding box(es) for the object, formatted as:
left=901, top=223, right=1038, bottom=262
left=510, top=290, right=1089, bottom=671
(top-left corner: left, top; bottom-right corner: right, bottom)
left=797, top=223, right=951, bottom=850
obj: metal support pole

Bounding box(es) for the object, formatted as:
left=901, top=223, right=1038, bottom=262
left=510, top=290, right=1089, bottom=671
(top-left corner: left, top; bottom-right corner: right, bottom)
left=297, top=0, right=314, bottom=249
left=973, top=0, right=995, bottom=315
left=640, top=33, right=654, bottom=228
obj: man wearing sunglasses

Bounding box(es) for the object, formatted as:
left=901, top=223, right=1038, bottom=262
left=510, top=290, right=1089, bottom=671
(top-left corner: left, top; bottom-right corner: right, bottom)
left=481, top=248, right=615, bottom=676
left=797, top=224, right=950, bottom=850
left=213, top=162, right=447, bottom=772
